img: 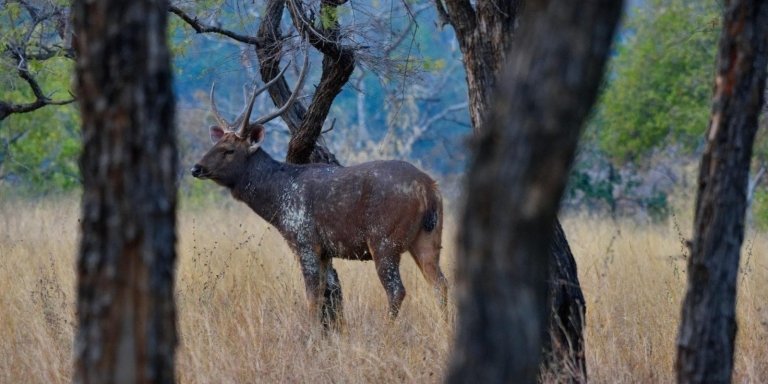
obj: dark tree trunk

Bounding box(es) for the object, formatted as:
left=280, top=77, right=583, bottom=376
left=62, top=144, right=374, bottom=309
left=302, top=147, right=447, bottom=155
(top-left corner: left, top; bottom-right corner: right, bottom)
left=546, top=220, right=587, bottom=380
left=436, top=0, right=592, bottom=379
left=255, top=0, right=354, bottom=327
left=439, top=0, right=518, bottom=132
left=446, top=1, right=622, bottom=383
left=676, top=2, right=768, bottom=383
left=72, top=0, right=178, bottom=382
left=255, top=0, right=352, bottom=166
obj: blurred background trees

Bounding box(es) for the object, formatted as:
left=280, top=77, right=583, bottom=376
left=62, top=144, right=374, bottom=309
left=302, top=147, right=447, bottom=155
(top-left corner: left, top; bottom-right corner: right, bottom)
left=5, top=0, right=765, bottom=228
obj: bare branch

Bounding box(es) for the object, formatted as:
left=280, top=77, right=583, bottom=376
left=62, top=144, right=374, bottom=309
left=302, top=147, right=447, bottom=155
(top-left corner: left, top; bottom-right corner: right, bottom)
left=25, top=44, right=75, bottom=60
left=169, top=5, right=261, bottom=46
left=421, top=101, right=468, bottom=131
left=748, top=162, right=767, bottom=205
left=0, top=95, right=75, bottom=122
left=322, top=118, right=336, bottom=134
left=285, top=0, right=356, bottom=58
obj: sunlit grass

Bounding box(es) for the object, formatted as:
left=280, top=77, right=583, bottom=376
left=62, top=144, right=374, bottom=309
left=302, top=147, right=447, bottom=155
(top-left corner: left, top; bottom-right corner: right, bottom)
left=0, top=197, right=766, bottom=383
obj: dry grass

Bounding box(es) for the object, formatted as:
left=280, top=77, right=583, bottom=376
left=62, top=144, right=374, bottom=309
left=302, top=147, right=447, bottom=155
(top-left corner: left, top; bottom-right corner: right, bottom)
left=1, top=197, right=767, bottom=383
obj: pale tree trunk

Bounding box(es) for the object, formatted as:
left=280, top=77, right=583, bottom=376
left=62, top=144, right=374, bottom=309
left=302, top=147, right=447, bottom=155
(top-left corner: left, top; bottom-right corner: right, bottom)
left=676, top=1, right=768, bottom=383
left=72, top=0, right=178, bottom=382
left=446, top=1, right=623, bottom=383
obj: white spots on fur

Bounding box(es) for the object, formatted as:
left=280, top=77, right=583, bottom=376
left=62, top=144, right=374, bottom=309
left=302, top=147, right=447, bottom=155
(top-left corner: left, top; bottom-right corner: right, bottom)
left=394, top=182, right=415, bottom=196
left=277, top=181, right=319, bottom=275
left=298, top=246, right=319, bottom=276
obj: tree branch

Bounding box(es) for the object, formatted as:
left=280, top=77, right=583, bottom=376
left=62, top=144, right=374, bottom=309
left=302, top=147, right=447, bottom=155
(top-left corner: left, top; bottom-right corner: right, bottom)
left=1, top=47, right=75, bottom=121
left=283, top=0, right=355, bottom=164
left=169, top=5, right=262, bottom=46
left=441, top=0, right=477, bottom=40
left=421, top=101, right=468, bottom=131
left=285, top=0, right=355, bottom=58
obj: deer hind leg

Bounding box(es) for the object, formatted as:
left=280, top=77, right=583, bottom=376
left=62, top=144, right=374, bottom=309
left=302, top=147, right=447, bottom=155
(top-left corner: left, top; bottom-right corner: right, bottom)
left=409, top=230, right=448, bottom=313
left=370, top=243, right=405, bottom=319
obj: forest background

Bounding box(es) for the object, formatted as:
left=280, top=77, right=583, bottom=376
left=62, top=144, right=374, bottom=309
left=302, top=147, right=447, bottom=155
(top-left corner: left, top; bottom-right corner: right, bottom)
left=3, top=0, right=768, bottom=382
left=4, top=0, right=765, bottom=227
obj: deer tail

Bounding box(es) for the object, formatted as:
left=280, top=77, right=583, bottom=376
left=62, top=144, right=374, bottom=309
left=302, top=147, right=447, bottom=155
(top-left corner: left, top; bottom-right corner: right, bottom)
left=422, top=182, right=441, bottom=233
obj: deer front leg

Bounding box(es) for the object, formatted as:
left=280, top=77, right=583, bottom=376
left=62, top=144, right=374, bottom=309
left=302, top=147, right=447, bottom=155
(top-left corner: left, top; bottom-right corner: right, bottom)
left=297, top=244, right=328, bottom=325
left=322, top=261, right=344, bottom=329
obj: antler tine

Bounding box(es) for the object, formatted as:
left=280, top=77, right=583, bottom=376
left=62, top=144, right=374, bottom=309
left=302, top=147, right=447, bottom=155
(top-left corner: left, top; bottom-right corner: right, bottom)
left=235, top=60, right=293, bottom=136
left=253, top=52, right=310, bottom=126
left=209, top=82, right=231, bottom=129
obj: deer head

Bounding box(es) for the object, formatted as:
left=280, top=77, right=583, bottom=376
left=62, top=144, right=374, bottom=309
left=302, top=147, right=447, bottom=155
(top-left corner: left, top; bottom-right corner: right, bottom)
left=191, top=56, right=309, bottom=185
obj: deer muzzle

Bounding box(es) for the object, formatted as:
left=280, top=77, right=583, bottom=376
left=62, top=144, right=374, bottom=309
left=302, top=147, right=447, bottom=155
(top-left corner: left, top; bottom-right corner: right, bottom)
left=190, top=164, right=207, bottom=179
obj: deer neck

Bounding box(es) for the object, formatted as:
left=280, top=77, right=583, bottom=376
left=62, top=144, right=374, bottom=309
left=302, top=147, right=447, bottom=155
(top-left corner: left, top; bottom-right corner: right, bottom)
left=231, top=149, right=303, bottom=226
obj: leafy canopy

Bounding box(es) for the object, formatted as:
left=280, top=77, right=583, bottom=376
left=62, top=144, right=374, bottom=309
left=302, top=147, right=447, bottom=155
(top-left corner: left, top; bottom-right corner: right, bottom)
left=592, top=0, right=720, bottom=163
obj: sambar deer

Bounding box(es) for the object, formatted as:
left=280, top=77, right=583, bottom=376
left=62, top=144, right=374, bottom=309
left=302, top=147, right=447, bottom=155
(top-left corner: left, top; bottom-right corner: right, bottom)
left=191, top=59, right=448, bottom=324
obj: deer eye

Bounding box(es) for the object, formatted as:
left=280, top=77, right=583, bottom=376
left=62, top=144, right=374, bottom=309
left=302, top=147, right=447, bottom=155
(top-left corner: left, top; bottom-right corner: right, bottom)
left=223, top=149, right=235, bottom=156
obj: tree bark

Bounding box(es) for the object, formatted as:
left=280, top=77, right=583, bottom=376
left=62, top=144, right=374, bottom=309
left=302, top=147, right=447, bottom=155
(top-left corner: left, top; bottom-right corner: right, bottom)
left=546, top=220, right=587, bottom=380
left=440, top=0, right=518, bottom=132
left=255, top=0, right=353, bottom=166
left=676, top=2, right=768, bottom=383
left=437, top=0, right=592, bottom=379
left=446, top=1, right=622, bottom=383
left=72, top=0, right=178, bottom=382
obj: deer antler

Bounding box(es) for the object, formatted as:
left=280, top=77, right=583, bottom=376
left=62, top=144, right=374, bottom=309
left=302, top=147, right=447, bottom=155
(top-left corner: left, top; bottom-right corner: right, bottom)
left=253, top=53, right=309, bottom=126
left=209, top=60, right=294, bottom=132
left=209, top=83, right=230, bottom=128
left=239, top=53, right=310, bottom=137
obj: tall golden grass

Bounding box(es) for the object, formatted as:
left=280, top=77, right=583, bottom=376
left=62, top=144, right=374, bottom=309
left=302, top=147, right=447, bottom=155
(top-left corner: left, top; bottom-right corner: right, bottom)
left=0, top=197, right=766, bottom=383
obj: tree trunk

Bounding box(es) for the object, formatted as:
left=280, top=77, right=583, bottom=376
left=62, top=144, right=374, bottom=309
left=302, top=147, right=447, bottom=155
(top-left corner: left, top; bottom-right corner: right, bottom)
left=440, top=0, right=518, bottom=132
left=446, top=1, right=622, bottom=383
left=437, top=0, right=592, bottom=378
left=546, top=220, right=587, bottom=380
left=676, top=2, right=768, bottom=383
left=72, top=0, right=178, bottom=382
left=253, top=0, right=357, bottom=328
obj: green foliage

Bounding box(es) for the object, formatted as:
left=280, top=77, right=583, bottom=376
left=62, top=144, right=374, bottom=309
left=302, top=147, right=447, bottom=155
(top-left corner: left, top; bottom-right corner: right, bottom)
left=421, top=58, right=446, bottom=72
left=566, top=152, right=670, bottom=220
left=319, top=5, right=340, bottom=29
left=592, top=0, right=720, bottom=163
left=0, top=57, right=80, bottom=192
left=753, top=189, right=768, bottom=230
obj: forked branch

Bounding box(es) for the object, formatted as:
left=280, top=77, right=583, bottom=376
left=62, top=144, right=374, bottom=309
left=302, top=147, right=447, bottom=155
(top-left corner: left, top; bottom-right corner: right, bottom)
left=1, top=49, right=75, bottom=122
left=259, top=0, right=355, bottom=164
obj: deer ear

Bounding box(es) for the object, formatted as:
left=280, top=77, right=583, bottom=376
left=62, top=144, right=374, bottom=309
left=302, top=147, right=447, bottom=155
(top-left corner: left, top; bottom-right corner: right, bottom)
left=247, top=124, right=266, bottom=153
left=210, top=126, right=225, bottom=144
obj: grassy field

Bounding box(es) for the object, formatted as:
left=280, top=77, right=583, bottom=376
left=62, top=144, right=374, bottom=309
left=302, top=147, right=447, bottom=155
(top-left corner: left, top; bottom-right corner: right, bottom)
left=1, top=197, right=766, bottom=383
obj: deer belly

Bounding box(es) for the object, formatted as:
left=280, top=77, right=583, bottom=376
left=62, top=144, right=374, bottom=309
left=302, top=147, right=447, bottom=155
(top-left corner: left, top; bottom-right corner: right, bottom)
left=326, top=240, right=372, bottom=261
